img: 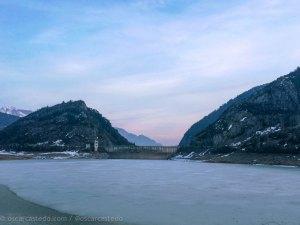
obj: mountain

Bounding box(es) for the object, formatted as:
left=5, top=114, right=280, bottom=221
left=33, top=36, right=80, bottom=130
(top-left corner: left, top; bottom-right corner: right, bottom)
left=179, top=85, right=265, bottom=147
left=0, top=112, right=19, bottom=130
left=0, top=100, right=131, bottom=151
left=0, top=106, right=32, bottom=117
left=116, top=127, right=162, bottom=146
left=180, top=67, right=300, bottom=154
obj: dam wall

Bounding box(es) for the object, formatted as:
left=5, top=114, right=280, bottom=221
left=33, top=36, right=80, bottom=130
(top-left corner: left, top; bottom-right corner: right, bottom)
left=105, top=146, right=178, bottom=160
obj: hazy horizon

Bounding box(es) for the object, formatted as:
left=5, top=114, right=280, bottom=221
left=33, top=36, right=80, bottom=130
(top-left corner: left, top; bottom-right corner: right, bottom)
left=1, top=0, right=300, bottom=145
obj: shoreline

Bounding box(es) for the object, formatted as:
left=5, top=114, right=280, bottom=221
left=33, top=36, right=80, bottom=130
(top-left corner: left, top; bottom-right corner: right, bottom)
left=0, top=150, right=300, bottom=167
left=175, top=152, right=300, bottom=167
left=0, top=185, right=124, bottom=225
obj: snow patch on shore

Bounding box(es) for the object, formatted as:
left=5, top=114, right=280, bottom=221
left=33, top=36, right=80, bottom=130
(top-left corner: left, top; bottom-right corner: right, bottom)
left=52, top=140, right=65, bottom=147
left=0, top=150, right=90, bottom=159
left=173, top=152, right=195, bottom=160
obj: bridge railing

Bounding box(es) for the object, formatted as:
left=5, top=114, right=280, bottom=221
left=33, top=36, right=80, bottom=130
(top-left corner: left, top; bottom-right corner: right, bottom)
left=105, top=146, right=178, bottom=154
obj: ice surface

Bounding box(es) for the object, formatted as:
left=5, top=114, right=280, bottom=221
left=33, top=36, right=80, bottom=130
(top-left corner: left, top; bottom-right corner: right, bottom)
left=0, top=160, right=299, bottom=225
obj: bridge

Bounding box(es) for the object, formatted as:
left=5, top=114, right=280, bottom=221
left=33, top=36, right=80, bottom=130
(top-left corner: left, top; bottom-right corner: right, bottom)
left=104, top=146, right=178, bottom=159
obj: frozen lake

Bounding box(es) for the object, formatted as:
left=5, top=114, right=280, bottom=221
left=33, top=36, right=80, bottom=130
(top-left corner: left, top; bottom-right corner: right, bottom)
left=0, top=159, right=299, bottom=225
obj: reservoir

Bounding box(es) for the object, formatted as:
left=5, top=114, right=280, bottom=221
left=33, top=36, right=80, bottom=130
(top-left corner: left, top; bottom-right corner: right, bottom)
left=0, top=159, right=299, bottom=225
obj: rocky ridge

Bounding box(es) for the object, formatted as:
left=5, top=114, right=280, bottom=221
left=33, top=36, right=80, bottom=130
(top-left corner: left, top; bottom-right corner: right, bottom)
left=0, top=100, right=131, bottom=151
left=180, top=68, right=300, bottom=155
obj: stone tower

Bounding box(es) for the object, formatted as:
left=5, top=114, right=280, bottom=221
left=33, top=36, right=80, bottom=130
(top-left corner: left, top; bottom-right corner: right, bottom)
left=94, top=137, right=99, bottom=152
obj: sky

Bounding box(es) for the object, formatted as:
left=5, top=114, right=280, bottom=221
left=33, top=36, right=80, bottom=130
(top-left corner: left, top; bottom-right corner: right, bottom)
left=0, top=0, right=300, bottom=145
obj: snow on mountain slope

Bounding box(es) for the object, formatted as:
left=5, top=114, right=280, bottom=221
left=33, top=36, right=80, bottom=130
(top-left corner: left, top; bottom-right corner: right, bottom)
left=0, top=106, right=32, bottom=117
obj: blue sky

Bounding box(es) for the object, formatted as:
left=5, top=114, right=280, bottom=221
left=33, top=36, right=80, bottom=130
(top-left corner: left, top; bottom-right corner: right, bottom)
left=1, top=0, right=300, bottom=145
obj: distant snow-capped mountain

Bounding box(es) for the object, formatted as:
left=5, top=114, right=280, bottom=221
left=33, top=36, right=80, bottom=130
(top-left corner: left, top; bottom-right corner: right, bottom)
left=116, top=127, right=162, bottom=146
left=0, top=106, right=32, bottom=117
